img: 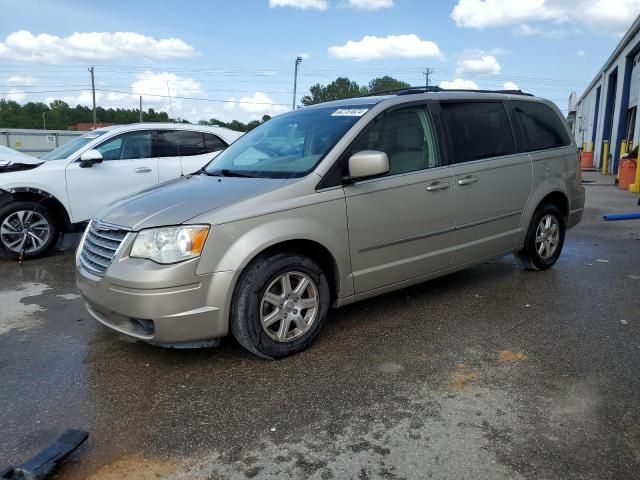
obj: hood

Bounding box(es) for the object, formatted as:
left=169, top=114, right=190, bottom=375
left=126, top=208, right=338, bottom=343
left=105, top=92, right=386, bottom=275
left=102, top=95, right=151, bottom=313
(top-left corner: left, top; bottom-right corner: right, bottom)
left=97, top=174, right=288, bottom=231
left=0, top=151, right=43, bottom=172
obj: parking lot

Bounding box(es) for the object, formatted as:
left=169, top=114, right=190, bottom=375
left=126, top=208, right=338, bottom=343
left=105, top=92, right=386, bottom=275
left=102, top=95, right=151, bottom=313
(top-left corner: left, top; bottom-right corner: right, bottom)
left=0, top=172, right=638, bottom=480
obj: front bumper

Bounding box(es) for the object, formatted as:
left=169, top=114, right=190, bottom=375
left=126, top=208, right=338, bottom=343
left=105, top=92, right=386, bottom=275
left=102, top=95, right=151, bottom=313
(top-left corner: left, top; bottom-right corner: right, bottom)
left=76, top=256, right=235, bottom=345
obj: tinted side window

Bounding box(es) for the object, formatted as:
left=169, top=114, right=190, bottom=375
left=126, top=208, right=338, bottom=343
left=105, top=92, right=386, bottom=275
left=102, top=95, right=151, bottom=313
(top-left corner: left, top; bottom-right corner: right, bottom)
left=95, top=131, right=152, bottom=160
left=346, top=106, right=439, bottom=176
left=512, top=101, right=570, bottom=151
left=203, top=133, right=226, bottom=153
left=440, top=102, right=516, bottom=163
left=157, top=131, right=207, bottom=157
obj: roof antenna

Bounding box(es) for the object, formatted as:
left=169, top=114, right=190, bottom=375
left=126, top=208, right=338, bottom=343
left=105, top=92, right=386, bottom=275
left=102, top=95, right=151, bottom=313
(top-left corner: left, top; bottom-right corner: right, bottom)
left=167, top=81, right=184, bottom=177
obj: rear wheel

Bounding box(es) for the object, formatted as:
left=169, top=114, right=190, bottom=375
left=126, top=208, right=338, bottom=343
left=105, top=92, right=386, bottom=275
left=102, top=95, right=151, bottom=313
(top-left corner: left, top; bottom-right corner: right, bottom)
left=231, top=253, right=330, bottom=359
left=515, top=203, right=565, bottom=271
left=0, top=202, right=58, bottom=259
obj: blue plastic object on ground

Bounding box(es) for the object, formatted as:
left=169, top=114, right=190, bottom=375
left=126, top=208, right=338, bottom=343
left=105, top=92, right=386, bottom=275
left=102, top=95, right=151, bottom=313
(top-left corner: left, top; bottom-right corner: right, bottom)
left=602, top=212, right=640, bottom=221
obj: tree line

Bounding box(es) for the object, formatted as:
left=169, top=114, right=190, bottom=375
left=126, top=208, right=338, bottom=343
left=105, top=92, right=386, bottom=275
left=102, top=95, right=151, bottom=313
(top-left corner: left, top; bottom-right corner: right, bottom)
left=0, top=76, right=412, bottom=131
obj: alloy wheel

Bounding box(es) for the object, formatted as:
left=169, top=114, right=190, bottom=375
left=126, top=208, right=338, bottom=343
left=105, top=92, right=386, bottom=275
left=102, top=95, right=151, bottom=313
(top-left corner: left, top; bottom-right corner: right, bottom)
left=260, top=271, right=319, bottom=343
left=535, top=214, right=560, bottom=260
left=0, top=210, right=52, bottom=254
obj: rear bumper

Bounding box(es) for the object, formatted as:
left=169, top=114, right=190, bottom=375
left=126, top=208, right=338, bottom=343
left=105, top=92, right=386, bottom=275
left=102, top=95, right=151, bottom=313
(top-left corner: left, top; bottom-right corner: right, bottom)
left=567, top=190, right=586, bottom=229
left=76, top=262, right=235, bottom=345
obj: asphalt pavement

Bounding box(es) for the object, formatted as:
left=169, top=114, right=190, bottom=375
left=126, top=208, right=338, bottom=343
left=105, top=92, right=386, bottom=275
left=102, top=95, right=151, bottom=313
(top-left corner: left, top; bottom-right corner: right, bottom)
left=0, top=171, right=639, bottom=480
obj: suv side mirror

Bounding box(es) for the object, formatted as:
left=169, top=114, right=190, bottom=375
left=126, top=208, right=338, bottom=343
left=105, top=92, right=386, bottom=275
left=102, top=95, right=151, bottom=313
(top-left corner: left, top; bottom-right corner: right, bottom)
left=79, top=149, right=103, bottom=168
left=345, top=150, right=389, bottom=183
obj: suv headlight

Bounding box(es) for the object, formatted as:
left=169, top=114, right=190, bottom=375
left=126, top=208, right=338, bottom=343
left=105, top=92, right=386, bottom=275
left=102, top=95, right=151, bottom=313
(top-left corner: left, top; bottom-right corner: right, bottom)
left=130, top=225, right=210, bottom=264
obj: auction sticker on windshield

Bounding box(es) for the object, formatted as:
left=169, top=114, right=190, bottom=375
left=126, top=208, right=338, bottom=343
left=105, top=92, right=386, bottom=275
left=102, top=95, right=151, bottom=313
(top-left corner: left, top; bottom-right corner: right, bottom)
left=331, top=108, right=369, bottom=117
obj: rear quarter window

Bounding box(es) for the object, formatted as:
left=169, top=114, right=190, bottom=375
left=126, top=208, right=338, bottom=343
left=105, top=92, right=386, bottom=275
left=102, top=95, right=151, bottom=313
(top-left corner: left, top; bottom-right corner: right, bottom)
left=512, top=100, right=571, bottom=152
left=439, top=101, right=516, bottom=163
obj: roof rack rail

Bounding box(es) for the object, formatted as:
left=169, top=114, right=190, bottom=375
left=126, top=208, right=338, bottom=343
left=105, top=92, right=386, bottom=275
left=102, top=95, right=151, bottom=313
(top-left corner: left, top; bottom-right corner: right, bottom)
left=365, top=86, right=533, bottom=97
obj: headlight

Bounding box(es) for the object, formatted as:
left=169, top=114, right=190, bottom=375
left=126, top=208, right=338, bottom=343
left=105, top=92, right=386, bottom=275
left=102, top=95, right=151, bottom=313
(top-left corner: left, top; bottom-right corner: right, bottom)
left=130, top=225, right=210, bottom=264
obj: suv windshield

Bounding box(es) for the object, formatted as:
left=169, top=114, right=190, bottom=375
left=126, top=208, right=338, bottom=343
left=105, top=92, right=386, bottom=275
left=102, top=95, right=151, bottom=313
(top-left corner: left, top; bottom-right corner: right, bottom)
left=41, top=130, right=110, bottom=160
left=205, top=105, right=373, bottom=178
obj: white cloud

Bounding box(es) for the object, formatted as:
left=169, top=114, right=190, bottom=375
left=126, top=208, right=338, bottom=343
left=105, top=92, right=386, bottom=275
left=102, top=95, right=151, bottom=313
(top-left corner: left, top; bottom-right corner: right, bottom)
left=513, top=23, right=564, bottom=39
left=342, top=0, right=394, bottom=9
left=224, top=92, right=289, bottom=118
left=131, top=71, right=202, bottom=100
left=7, top=75, right=35, bottom=86
left=4, top=89, right=26, bottom=102
left=0, top=30, right=197, bottom=63
left=456, top=54, right=501, bottom=75
left=451, top=0, right=640, bottom=36
left=503, top=81, right=519, bottom=90
left=439, top=78, right=479, bottom=90
left=299, top=52, right=311, bottom=59
left=328, top=34, right=442, bottom=61
left=577, top=49, right=586, bottom=57
left=269, top=0, right=327, bottom=9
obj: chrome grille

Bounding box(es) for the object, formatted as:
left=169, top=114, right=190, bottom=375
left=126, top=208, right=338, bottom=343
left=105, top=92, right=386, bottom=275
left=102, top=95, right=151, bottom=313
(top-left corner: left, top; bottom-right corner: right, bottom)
left=79, top=221, right=129, bottom=276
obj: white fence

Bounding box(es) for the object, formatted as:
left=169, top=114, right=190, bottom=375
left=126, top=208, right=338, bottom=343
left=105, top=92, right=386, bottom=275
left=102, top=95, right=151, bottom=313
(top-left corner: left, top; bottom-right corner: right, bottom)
left=0, top=129, right=84, bottom=157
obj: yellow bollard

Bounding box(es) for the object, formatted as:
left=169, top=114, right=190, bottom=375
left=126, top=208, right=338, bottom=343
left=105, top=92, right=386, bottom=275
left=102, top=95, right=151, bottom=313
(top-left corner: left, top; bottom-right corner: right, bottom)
left=602, top=140, right=609, bottom=175
left=629, top=160, right=640, bottom=193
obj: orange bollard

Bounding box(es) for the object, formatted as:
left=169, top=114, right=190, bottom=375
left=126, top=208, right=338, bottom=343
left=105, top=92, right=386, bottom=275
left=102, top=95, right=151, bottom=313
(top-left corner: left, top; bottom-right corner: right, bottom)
left=580, top=151, right=594, bottom=169
left=619, top=159, right=637, bottom=190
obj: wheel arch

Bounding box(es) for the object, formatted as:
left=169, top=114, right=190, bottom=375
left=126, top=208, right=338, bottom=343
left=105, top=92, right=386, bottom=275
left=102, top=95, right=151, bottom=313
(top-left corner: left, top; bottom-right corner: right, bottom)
left=521, top=181, right=570, bottom=240
left=1, top=187, right=72, bottom=232
left=236, top=239, right=342, bottom=306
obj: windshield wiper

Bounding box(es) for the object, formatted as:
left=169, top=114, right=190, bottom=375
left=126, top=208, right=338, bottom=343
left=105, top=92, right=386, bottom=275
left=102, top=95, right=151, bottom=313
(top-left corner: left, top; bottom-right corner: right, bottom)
left=205, top=169, right=256, bottom=178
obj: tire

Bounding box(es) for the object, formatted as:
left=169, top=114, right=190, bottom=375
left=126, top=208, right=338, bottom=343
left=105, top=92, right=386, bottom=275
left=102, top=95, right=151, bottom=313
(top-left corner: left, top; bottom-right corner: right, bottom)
left=231, top=253, right=330, bottom=359
left=0, top=201, right=58, bottom=260
left=515, top=203, right=565, bottom=271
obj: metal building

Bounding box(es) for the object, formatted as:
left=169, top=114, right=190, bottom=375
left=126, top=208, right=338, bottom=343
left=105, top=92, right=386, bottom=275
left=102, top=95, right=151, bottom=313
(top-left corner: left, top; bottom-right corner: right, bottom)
left=575, top=15, right=640, bottom=174
left=0, top=128, right=83, bottom=157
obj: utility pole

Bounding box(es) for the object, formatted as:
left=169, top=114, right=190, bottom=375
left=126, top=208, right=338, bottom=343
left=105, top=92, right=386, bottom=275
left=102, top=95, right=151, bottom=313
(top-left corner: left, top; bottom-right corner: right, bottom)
left=88, top=66, right=96, bottom=128
left=292, top=56, right=303, bottom=110
left=424, top=68, right=433, bottom=88
left=42, top=111, right=46, bottom=130
left=139, top=96, right=143, bottom=123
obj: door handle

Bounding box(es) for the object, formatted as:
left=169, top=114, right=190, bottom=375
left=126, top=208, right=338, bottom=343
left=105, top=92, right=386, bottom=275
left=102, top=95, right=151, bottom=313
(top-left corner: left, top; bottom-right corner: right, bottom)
left=426, top=181, right=450, bottom=192
left=134, top=167, right=152, bottom=173
left=457, top=176, right=478, bottom=186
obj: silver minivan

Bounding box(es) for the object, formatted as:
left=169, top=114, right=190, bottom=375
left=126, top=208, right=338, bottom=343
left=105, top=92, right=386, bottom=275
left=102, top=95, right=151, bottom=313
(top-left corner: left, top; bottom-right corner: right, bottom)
left=76, top=88, right=585, bottom=358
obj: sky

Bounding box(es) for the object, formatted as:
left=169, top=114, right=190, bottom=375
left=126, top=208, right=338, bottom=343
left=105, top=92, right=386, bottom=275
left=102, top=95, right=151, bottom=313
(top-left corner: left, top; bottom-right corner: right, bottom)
left=0, top=0, right=639, bottom=124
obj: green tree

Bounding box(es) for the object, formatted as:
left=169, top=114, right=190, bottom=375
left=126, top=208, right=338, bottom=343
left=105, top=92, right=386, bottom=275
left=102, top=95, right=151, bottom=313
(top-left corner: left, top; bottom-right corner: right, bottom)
left=368, top=76, right=411, bottom=94
left=300, top=77, right=368, bottom=106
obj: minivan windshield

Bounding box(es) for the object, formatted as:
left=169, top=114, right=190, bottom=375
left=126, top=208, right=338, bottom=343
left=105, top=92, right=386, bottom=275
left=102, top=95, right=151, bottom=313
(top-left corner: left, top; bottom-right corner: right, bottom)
left=205, top=104, right=373, bottom=178
left=41, top=129, right=110, bottom=160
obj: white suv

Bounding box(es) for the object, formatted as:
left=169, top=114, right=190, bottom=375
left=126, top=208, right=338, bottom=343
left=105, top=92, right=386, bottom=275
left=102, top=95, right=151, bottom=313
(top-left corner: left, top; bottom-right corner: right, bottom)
left=0, top=123, right=242, bottom=259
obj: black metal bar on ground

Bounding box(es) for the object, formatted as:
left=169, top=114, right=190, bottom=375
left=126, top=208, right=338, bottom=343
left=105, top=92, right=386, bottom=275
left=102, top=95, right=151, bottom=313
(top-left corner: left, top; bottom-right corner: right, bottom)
left=0, top=430, right=89, bottom=480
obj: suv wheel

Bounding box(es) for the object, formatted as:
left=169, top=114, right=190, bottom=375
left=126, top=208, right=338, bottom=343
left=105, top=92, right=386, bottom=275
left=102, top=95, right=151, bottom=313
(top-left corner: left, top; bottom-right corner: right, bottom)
left=515, top=203, right=565, bottom=271
left=0, top=202, right=58, bottom=259
left=231, top=253, right=330, bottom=359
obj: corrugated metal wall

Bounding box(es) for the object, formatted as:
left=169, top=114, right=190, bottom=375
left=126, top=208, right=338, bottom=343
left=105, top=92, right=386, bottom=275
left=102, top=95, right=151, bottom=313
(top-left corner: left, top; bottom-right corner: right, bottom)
left=628, top=52, right=640, bottom=108
left=0, top=129, right=83, bottom=157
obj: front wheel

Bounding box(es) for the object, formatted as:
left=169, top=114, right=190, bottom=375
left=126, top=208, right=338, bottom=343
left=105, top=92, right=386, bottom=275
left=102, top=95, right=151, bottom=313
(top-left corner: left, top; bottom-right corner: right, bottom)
left=231, top=253, right=330, bottom=359
left=515, top=203, right=565, bottom=271
left=0, top=202, right=58, bottom=259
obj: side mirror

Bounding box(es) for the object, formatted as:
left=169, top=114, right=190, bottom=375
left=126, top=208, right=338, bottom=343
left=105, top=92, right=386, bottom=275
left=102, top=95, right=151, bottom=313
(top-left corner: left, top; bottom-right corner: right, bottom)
left=79, top=149, right=103, bottom=168
left=345, top=150, right=389, bottom=183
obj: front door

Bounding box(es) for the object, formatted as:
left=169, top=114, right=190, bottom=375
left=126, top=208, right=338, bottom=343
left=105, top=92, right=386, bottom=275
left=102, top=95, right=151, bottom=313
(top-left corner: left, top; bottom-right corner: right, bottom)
left=344, top=105, right=455, bottom=294
left=438, top=101, right=532, bottom=265
left=65, top=130, right=158, bottom=223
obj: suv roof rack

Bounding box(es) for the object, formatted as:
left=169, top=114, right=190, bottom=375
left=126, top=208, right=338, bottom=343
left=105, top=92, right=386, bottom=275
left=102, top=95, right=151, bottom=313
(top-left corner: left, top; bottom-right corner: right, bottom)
left=365, top=86, right=534, bottom=97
